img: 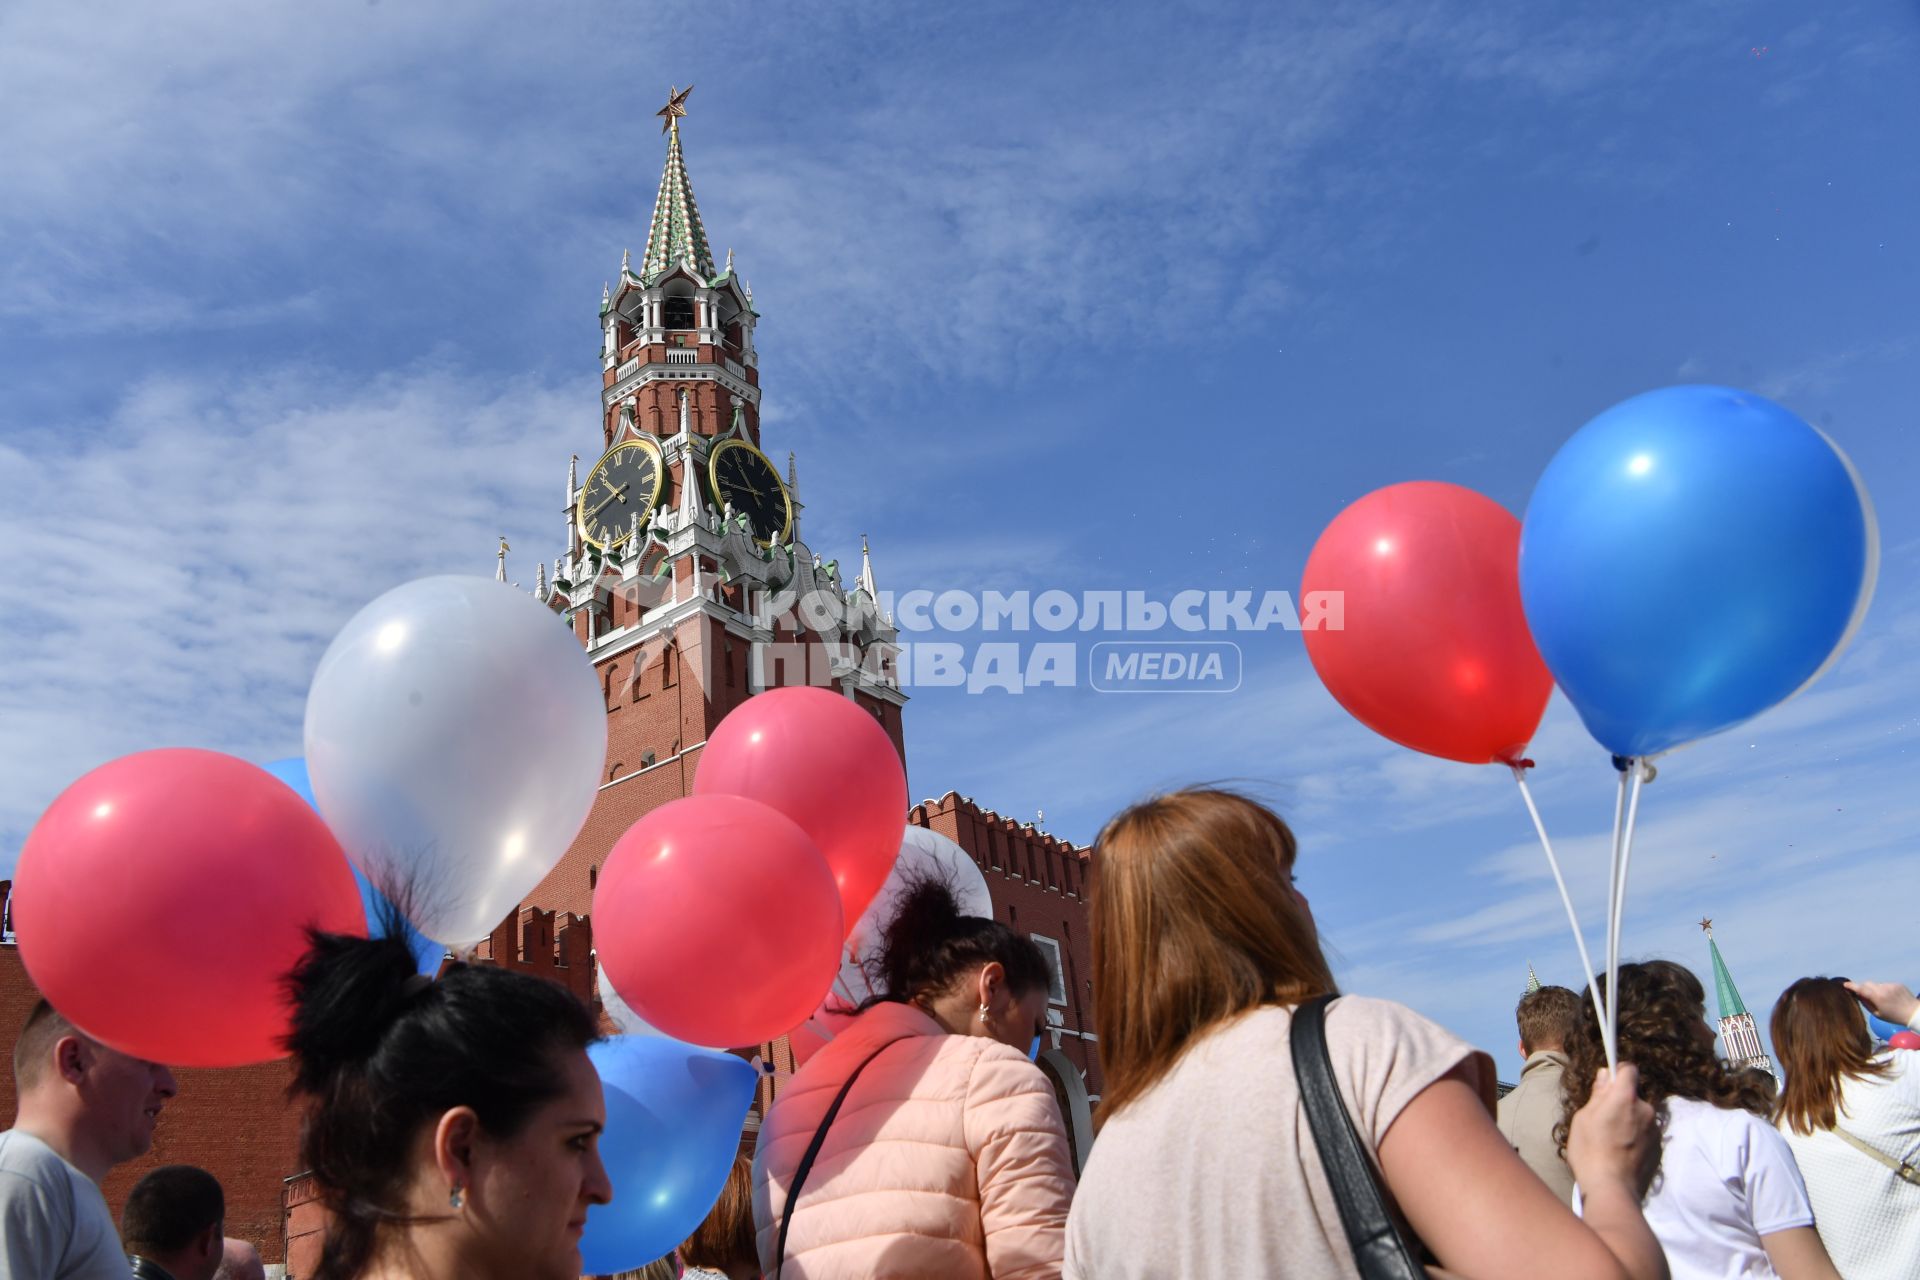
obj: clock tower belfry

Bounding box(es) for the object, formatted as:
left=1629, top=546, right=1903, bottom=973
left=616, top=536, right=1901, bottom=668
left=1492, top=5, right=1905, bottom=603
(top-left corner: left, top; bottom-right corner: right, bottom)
left=521, top=88, right=906, bottom=921
left=599, top=84, right=763, bottom=450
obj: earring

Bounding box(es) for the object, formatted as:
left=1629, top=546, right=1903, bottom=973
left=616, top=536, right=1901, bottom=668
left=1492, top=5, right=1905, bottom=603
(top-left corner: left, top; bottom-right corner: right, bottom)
left=449, top=1184, right=464, bottom=1211
left=978, top=1002, right=990, bottom=1024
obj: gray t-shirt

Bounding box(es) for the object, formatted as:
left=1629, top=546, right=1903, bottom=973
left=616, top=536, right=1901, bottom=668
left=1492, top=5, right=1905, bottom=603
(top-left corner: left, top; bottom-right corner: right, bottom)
left=1065, top=996, right=1490, bottom=1280
left=0, top=1130, right=132, bottom=1279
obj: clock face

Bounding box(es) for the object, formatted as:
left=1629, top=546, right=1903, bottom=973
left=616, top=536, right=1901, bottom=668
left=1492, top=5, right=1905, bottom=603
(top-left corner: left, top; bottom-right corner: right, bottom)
left=576, top=439, right=665, bottom=551
left=708, top=440, right=793, bottom=545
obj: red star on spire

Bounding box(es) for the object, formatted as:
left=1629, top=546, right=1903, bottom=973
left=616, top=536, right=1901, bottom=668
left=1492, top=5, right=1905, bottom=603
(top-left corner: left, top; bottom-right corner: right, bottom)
left=657, top=84, right=693, bottom=134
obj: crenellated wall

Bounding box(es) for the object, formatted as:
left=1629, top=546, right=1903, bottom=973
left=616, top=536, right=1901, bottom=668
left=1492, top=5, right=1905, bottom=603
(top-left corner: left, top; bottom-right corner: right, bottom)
left=909, top=794, right=1102, bottom=1169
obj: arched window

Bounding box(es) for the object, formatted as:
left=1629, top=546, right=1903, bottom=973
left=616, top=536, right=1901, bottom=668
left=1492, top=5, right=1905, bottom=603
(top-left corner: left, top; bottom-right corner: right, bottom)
left=662, top=295, right=696, bottom=329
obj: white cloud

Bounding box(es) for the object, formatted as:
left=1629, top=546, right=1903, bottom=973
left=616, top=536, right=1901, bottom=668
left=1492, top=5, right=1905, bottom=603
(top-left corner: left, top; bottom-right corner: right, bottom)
left=1, top=0, right=1736, bottom=376
left=1756, top=333, right=1920, bottom=402
left=0, top=359, right=594, bottom=869
left=1318, top=621, right=1920, bottom=1062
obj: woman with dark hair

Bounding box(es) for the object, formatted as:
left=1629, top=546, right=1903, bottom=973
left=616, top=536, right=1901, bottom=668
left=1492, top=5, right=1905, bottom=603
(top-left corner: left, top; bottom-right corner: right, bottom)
left=1560, top=961, right=1840, bottom=1280
left=753, top=872, right=1075, bottom=1278
left=1770, top=977, right=1920, bottom=1276
left=1066, top=788, right=1667, bottom=1280
left=283, top=929, right=612, bottom=1280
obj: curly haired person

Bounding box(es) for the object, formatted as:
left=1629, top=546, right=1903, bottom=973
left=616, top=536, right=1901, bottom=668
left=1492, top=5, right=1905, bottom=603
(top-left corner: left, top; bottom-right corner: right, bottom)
left=1560, top=962, right=1840, bottom=1280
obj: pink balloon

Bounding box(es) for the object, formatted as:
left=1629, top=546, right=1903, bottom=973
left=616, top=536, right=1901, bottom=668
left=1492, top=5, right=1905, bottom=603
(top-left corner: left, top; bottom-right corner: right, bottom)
left=693, top=687, right=907, bottom=933
left=12, top=749, right=366, bottom=1067
left=594, top=794, right=843, bottom=1049
left=1890, top=1031, right=1920, bottom=1051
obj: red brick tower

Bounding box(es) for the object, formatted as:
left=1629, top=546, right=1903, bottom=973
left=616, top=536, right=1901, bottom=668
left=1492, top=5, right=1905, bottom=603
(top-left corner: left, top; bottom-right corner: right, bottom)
left=521, top=88, right=906, bottom=921
left=500, top=87, right=1103, bottom=1156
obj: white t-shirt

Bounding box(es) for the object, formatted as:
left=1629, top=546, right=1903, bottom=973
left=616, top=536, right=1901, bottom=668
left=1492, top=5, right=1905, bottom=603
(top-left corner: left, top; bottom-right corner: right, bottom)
left=1065, top=996, right=1491, bottom=1280
left=0, top=1130, right=131, bottom=1280
left=1778, top=1050, right=1920, bottom=1277
left=1578, top=1096, right=1815, bottom=1280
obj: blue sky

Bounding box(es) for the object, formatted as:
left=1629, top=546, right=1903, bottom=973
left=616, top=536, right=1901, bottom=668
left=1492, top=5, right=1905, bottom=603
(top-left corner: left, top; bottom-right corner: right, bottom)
left=3, top=0, right=1918, bottom=1070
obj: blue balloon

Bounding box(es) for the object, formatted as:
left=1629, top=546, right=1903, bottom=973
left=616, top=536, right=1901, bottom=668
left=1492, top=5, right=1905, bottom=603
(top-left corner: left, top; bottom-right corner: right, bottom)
left=1869, top=1010, right=1911, bottom=1043
left=579, top=1035, right=759, bottom=1274
left=262, top=758, right=445, bottom=975
left=1519, top=386, right=1876, bottom=757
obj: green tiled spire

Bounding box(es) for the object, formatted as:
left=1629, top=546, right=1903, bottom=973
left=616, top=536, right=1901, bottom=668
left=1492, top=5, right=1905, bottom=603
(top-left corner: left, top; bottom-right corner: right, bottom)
left=642, top=107, right=716, bottom=281
left=1705, top=924, right=1749, bottom=1020
left=1525, top=962, right=1542, bottom=994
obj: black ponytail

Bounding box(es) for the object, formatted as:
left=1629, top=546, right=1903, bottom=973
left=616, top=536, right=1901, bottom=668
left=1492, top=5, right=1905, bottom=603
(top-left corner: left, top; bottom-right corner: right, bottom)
left=860, top=869, right=1053, bottom=1009
left=283, top=913, right=599, bottom=1280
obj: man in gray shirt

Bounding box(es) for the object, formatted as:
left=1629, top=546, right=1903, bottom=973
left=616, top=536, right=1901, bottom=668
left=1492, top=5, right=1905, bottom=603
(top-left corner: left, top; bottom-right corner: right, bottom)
left=1, top=999, right=179, bottom=1279
left=1496, top=984, right=1582, bottom=1204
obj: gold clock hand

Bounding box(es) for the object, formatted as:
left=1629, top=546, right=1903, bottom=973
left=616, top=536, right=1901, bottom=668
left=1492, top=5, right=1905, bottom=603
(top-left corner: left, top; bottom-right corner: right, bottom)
left=585, top=482, right=630, bottom=519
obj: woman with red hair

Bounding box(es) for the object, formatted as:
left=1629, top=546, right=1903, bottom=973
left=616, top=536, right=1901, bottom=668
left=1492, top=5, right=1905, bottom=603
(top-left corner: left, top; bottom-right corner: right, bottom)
left=1065, top=787, right=1667, bottom=1280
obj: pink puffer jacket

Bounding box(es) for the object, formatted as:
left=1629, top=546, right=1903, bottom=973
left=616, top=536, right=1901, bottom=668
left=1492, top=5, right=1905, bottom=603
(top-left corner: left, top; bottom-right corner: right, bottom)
left=753, top=1001, right=1076, bottom=1279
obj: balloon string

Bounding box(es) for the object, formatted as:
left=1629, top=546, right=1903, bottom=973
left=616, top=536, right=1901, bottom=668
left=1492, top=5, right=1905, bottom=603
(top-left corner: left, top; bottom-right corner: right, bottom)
left=1605, top=761, right=1647, bottom=1072
left=1511, top=767, right=1611, bottom=1069
left=1603, top=765, right=1629, bottom=1069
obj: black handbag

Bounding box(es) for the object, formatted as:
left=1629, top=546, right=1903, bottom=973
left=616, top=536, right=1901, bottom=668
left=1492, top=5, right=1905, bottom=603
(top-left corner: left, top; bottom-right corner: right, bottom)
left=772, top=1038, right=899, bottom=1278
left=1290, top=994, right=1452, bottom=1280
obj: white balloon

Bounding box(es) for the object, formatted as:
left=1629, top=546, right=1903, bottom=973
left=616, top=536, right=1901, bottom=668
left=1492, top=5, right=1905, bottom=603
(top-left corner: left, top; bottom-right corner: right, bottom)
left=826, top=825, right=995, bottom=1014
left=305, top=576, right=607, bottom=945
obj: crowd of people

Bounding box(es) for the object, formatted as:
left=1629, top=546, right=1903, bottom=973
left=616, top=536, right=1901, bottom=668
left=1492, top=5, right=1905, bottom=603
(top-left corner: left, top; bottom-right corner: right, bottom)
left=3, top=787, right=1917, bottom=1278
left=1495, top=964, right=1918, bottom=1280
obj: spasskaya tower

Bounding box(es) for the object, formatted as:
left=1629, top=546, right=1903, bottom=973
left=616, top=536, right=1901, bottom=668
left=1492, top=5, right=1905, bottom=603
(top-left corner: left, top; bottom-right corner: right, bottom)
left=490, top=85, right=1101, bottom=1172
left=517, top=86, right=906, bottom=921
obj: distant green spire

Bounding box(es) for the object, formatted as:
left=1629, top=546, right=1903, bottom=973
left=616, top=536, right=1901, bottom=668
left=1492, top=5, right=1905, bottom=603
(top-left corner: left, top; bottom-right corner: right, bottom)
left=642, top=108, right=717, bottom=281
left=1704, top=922, right=1749, bottom=1020
left=1525, top=962, right=1542, bottom=994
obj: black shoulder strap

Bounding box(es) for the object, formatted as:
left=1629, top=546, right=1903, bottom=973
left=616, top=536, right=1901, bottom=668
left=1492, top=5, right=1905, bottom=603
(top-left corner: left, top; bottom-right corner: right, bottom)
left=1290, top=994, right=1426, bottom=1280
left=773, top=1037, right=899, bottom=1278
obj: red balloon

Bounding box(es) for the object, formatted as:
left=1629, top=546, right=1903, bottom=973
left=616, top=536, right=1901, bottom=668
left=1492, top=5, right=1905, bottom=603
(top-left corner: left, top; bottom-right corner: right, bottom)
left=692, top=687, right=907, bottom=933
left=1301, top=481, right=1554, bottom=765
left=1889, top=1031, right=1920, bottom=1051
left=12, top=749, right=366, bottom=1067
left=594, top=794, right=843, bottom=1049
